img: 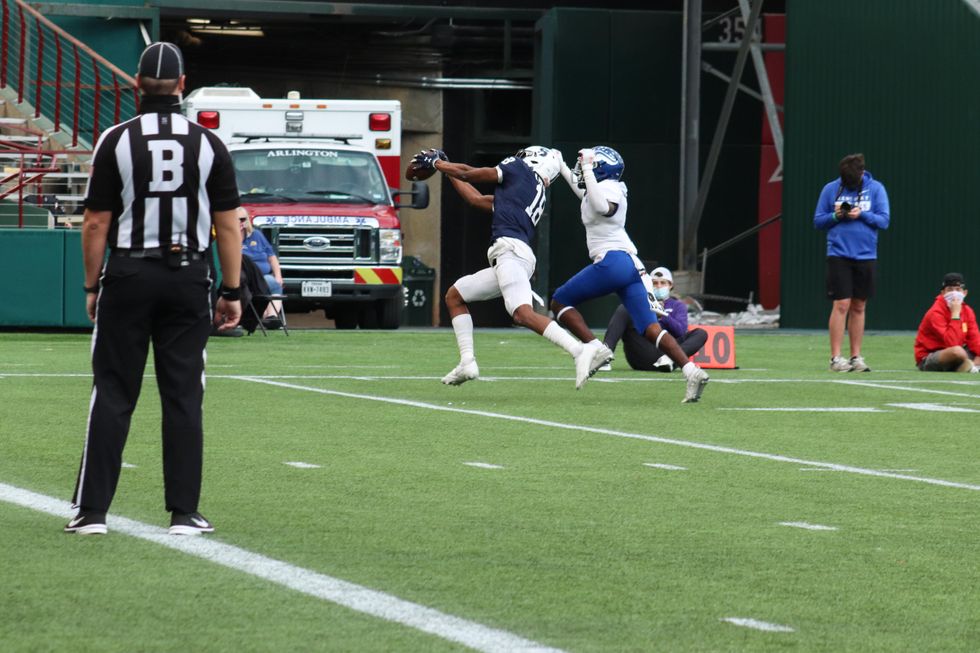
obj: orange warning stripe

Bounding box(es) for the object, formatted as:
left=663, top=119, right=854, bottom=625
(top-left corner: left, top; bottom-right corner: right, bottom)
left=353, top=267, right=403, bottom=285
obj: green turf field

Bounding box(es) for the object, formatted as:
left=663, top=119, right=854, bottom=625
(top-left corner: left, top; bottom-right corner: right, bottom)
left=1, top=329, right=978, bottom=652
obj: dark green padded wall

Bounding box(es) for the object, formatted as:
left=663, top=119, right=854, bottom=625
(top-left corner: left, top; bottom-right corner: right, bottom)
left=783, top=0, right=980, bottom=329
left=536, top=8, right=765, bottom=327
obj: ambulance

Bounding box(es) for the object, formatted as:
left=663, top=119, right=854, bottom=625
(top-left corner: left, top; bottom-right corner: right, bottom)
left=183, top=87, right=429, bottom=328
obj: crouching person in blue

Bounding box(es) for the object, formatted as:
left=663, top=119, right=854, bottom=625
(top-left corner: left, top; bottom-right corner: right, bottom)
left=602, top=266, right=707, bottom=372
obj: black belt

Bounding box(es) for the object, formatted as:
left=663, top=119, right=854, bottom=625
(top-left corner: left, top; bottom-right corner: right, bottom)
left=111, top=247, right=205, bottom=261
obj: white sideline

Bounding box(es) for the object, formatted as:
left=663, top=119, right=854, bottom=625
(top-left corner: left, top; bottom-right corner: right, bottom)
left=237, top=377, right=980, bottom=493
left=0, top=483, right=564, bottom=653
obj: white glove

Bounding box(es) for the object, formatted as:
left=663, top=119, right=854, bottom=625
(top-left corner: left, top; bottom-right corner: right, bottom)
left=649, top=298, right=669, bottom=318
left=970, top=364, right=979, bottom=374
left=578, top=148, right=595, bottom=172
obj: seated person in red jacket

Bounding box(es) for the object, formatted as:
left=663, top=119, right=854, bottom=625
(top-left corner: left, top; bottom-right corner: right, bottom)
left=914, top=272, right=980, bottom=373
left=602, top=266, right=708, bottom=372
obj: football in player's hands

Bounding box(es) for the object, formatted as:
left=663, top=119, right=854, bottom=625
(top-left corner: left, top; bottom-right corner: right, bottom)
left=405, top=148, right=447, bottom=181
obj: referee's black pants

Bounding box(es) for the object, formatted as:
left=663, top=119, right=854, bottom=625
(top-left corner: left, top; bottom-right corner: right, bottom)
left=72, top=255, right=213, bottom=514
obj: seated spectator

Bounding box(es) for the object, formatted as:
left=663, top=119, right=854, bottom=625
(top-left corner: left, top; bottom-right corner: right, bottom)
left=914, top=272, right=980, bottom=373
left=239, top=208, right=285, bottom=328
left=602, top=266, right=708, bottom=372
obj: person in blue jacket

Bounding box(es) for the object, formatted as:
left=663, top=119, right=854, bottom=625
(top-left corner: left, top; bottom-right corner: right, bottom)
left=813, top=153, right=890, bottom=372
left=602, top=266, right=708, bottom=372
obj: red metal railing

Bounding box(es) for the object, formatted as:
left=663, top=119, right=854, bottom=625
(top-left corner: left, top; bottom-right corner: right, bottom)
left=1, top=0, right=137, bottom=146
left=0, top=0, right=138, bottom=226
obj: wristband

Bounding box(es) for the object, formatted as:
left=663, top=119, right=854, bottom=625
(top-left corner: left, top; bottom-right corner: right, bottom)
left=219, top=285, right=241, bottom=301
left=84, top=284, right=99, bottom=294
left=952, top=316, right=961, bottom=320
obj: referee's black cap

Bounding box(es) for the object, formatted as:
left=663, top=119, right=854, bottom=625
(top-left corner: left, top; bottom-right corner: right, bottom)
left=138, top=42, right=184, bottom=79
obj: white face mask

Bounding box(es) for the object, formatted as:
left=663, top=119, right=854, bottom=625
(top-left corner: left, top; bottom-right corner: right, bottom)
left=944, top=290, right=965, bottom=306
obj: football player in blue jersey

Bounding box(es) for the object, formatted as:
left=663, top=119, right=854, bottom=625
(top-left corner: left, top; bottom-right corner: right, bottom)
left=410, top=146, right=611, bottom=388
left=550, top=146, right=710, bottom=403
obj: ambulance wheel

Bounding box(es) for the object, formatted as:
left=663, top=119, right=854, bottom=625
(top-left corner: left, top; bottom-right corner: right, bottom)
left=377, top=296, right=401, bottom=330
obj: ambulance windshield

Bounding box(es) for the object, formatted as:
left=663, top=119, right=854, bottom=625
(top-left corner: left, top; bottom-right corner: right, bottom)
left=232, top=148, right=391, bottom=205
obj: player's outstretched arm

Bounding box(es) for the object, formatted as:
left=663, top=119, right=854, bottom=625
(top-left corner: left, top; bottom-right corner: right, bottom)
left=555, top=149, right=585, bottom=200
left=447, top=176, right=493, bottom=213
left=434, top=160, right=499, bottom=184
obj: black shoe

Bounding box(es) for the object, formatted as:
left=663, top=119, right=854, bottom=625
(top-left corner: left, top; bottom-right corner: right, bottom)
left=169, top=511, right=215, bottom=535
left=211, top=325, right=244, bottom=338
left=64, top=509, right=107, bottom=535
left=262, top=316, right=282, bottom=330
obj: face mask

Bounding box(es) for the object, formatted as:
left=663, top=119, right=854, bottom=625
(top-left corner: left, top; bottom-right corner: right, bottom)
left=653, top=286, right=670, bottom=301
left=944, top=291, right=965, bottom=306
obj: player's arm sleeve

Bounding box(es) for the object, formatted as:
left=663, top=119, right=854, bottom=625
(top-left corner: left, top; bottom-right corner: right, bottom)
left=204, top=133, right=242, bottom=212
left=581, top=168, right=612, bottom=216
left=83, top=126, right=124, bottom=211
left=658, top=300, right=688, bottom=339
left=558, top=159, right=585, bottom=200
left=861, top=183, right=890, bottom=230
left=813, top=184, right=838, bottom=230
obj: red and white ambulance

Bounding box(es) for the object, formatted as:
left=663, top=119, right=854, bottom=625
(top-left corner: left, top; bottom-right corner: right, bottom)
left=183, top=87, right=428, bottom=328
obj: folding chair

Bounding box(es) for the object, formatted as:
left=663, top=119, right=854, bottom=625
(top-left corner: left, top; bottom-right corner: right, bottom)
left=249, top=293, right=289, bottom=336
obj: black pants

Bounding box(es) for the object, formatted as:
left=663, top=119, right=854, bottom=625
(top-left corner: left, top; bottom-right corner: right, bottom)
left=72, top=255, right=213, bottom=514
left=603, top=304, right=708, bottom=371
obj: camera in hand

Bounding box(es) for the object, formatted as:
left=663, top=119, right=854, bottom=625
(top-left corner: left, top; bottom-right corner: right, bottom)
left=839, top=201, right=852, bottom=214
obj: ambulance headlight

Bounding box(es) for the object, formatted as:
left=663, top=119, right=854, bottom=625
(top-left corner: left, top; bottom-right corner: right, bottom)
left=379, top=229, right=402, bottom=264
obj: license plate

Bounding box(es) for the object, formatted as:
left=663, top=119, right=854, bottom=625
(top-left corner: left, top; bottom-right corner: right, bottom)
left=301, top=280, right=332, bottom=297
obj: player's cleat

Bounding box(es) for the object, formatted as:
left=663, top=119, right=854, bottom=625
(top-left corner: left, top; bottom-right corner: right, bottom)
left=592, top=343, right=614, bottom=374
left=441, top=360, right=479, bottom=386
left=598, top=361, right=612, bottom=372
left=64, top=510, right=107, bottom=535
left=682, top=366, right=709, bottom=403
left=575, top=342, right=613, bottom=389
left=169, top=511, right=215, bottom=535
left=830, top=356, right=852, bottom=372
left=848, top=355, right=870, bottom=372
left=652, top=354, right=674, bottom=373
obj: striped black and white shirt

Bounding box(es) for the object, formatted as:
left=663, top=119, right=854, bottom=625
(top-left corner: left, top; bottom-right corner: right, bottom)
left=84, top=94, right=240, bottom=253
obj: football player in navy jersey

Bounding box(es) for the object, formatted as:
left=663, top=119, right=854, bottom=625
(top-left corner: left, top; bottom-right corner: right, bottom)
left=550, top=146, right=710, bottom=403
left=411, top=146, right=611, bottom=388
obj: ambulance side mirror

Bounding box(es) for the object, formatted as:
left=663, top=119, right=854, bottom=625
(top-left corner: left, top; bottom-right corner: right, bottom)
left=393, top=181, right=429, bottom=210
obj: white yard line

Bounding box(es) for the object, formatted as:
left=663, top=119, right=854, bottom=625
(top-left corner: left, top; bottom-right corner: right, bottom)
left=284, top=462, right=322, bottom=469
left=463, top=462, right=504, bottom=469
left=720, top=407, right=887, bottom=412
left=643, top=463, right=687, bottom=471
left=778, top=521, right=838, bottom=531
left=721, top=617, right=795, bottom=633
left=0, top=483, right=563, bottom=653
left=235, top=377, right=980, bottom=493
left=887, top=403, right=980, bottom=413
left=836, top=379, right=980, bottom=399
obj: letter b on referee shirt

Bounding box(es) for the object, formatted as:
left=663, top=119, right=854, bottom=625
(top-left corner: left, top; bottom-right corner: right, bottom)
left=148, top=140, right=184, bottom=192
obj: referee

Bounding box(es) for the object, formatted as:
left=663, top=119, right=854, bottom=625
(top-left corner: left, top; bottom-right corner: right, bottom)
left=65, top=42, right=242, bottom=535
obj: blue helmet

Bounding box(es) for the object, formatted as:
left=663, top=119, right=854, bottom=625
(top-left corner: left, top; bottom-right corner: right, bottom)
left=590, top=146, right=625, bottom=182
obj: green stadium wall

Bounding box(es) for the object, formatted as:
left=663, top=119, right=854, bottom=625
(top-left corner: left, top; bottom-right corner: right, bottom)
left=782, top=0, right=980, bottom=329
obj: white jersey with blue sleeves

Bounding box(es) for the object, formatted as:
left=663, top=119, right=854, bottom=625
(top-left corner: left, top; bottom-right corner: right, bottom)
left=582, top=179, right=636, bottom=262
